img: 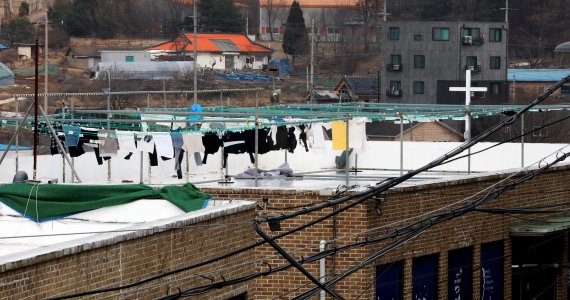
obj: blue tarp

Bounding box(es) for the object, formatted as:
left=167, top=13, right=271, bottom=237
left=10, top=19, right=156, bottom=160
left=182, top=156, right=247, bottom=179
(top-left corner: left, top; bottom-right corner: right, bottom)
left=268, top=58, right=291, bottom=76
left=0, top=44, right=8, bottom=49
left=0, top=144, right=32, bottom=151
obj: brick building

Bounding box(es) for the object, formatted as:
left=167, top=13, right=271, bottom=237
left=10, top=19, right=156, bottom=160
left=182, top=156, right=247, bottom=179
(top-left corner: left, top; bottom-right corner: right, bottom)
left=203, top=162, right=570, bottom=299
left=508, top=69, right=570, bottom=104
left=0, top=200, right=256, bottom=299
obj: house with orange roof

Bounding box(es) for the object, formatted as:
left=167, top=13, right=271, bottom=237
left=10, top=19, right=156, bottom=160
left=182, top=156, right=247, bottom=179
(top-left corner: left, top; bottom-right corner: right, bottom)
left=258, top=0, right=364, bottom=42
left=148, top=33, right=274, bottom=70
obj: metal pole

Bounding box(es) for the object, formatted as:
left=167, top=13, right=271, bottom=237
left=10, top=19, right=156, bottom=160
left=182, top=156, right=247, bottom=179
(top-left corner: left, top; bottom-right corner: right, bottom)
left=71, top=100, right=74, bottom=183
left=465, top=70, right=472, bottom=174
left=140, top=151, right=144, bottom=184
left=521, top=113, right=525, bottom=168
left=62, top=154, right=65, bottom=183
left=310, top=18, right=314, bottom=104
left=162, top=80, right=167, bottom=108
left=399, top=113, right=404, bottom=176
left=107, top=70, right=112, bottom=183
left=319, top=240, right=327, bottom=300
left=146, top=93, right=150, bottom=108
left=345, top=115, right=349, bottom=186
left=148, top=152, right=152, bottom=184
left=15, top=96, right=19, bottom=172
left=44, top=8, right=48, bottom=113
left=193, top=1, right=198, bottom=105
left=33, top=38, right=39, bottom=180
left=255, top=91, right=259, bottom=185
left=220, top=92, right=223, bottom=107
left=185, top=150, right=190, bottom=182
left=40, top=106, right=82, bottom=182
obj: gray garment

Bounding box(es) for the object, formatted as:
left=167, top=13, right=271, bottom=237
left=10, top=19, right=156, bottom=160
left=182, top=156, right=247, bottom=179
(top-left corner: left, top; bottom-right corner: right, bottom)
left=98, top=130, right=119, bottom=157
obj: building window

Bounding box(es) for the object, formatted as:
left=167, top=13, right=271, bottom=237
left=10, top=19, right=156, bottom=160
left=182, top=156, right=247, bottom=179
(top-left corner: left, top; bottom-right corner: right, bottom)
left=480, top=241, right=504, bottom=299
left=389, top=27, right=400, bottom=40
left=414, top=55, right=425, bottom=69
left=125, top=56, right=134, bottom=62
left=414, top=34, right=422, bottom=41
left=390, top=80, right=401, bottom=90
left=448, top=247, right=473, bottom=300
left=432, top=27, right=449, bottom=41
left=376, top=261, right=403, bottom=300
left=327, top=27, right=340, bottom=34
left=390, top=54, right=401, bottom=64
left=466, top=56, right=478, bottom=66
left=463, top=27, right=480, bottom=38
left=413, top=81, right=425, bottom=94
left=489, top=28, right=502, bottom=42
left=412, top=254, right=439, bottom=300
left=491, top=83, right=500, bottom=95
left=490, top=56, right=501, bottom=69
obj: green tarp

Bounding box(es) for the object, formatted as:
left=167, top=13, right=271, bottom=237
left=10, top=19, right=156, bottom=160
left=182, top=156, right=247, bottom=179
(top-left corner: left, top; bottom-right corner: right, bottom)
left=0, top=183, right=211, bottom=222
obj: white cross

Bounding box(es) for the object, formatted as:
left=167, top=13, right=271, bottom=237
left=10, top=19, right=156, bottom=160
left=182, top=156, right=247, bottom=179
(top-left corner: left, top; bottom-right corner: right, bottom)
left=449, top=69, right=487, bottom=174
left=449, top=69, right=488, bottom=106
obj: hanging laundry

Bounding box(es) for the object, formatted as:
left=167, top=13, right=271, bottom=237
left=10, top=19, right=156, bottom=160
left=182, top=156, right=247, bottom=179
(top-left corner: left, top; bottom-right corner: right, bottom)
left=244, top=128, right=273, bottom=156
left=80, top=127, right=99, bottom=147
left=222, top=131, right=252, bottom=168
left=153, top=133, right=174, bottom=159
left=138, top=135, right=155, bottom=153
left=182, top=134, right=205, bottom=153
left=98, top=129, right=118, bottom=157
left=149, top=145, right=159, bottom=166
left=174, top=148, right=185, bottom=179
left=311, top=122, right=327, bottom=153
left=170, top=131, right=184, bottom=149
left=287, top=127, right=297, bottom=153
left=202, top=133, right=222, bottom=164
left=272, top=125, right=288, bottom=150
left=117, top=131, right=137, bottom=155
left=62, top=125, right=80, bottom=147
left=331, top=120, right=347, bottom=151
left=348, top=117, right=368, bottom=152
left=299, top=124, right=309, bottom=152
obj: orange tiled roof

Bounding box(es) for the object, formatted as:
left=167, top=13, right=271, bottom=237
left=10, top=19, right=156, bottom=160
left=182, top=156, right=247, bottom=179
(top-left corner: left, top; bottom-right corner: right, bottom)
left=260, top=0, right=358, bottom=8
left=148, top=33, right=273, bottom=54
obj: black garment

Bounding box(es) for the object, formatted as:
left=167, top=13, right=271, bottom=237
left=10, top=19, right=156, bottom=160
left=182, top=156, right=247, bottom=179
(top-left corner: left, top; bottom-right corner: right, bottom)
left=273, top=126, right=288, bottom=150
left=222, top=131, right=253, bottom=168
left=287, top=127, right=297, bottom=153
left=202, top=133, right=222, bottom=164
left=68, top=140, right=85, bottom=158
left=50, top=136, right=59, bottom=155
left=149, top=146, right=158, bottom=167
left=93, top=147, right=104, bottom=165
left=174, top=148, right=185, bottom=179
left=124, top=153, right=133, bottom=160
left=244, top=128, right=274, bottom=155
left=299, top=124, right=309, bottom=152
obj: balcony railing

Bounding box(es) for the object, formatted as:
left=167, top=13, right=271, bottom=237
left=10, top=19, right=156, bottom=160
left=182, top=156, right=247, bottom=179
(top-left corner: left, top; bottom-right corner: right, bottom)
left=386, top=89, right=402, bottom=97
left=462, top=36, right=485, bottom=46
left=387, top=64, right=402, bottom=72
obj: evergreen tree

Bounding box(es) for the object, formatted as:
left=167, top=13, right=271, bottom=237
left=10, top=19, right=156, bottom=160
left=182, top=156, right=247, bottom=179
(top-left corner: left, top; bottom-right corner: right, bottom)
left=197, top=0, right=245, bottom=33
left=18, top=2, right=29, bottom=17
left=282, top=1, right=309, bottom=58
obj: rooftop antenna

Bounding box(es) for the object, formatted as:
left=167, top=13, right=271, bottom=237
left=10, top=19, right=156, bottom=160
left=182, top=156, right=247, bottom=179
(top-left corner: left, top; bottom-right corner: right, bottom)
left=499, top=0, right=518, bottom=23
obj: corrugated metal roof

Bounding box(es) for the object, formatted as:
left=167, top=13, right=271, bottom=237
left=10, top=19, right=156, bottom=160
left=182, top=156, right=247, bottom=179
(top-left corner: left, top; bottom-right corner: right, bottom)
left=508, top=69, right=570, bottom=82
left=210, top=39, right=240, bottom=52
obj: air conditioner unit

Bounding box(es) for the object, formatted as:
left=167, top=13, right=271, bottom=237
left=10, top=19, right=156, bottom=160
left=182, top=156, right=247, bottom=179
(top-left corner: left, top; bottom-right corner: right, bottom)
left=466, top=65, right=475, bottom=71
left=392, top=89, right=400, bottom=96
left=392, top=64, right=401, bottom=71
left=463, top=36, right=473, bottom=45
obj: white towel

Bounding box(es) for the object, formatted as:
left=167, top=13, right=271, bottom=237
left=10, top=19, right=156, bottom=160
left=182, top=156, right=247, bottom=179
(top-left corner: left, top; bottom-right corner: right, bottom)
left=348, top=117, right=368, bottom=152
left=152, top=134, right=174, bottom=158
left=182, top=134, right=205, bottom=153
left=117, top=131, right=137, bottom=154
left=311, top=122, right=327, bottom=153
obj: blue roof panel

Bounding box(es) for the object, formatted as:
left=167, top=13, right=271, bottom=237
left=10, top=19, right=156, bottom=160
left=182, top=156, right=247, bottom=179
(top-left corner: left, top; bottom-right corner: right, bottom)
left=508, top=69, right=570, bottom=82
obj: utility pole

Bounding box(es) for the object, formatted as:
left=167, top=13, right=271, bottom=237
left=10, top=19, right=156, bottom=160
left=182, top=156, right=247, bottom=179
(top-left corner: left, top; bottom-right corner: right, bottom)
left=193, top=0, right=198, bottom=105
left=383, top=0, right=387, bottom=22
left=310, top=18, right=314, bottom=104
left=44, top=6, right=48, bottom=113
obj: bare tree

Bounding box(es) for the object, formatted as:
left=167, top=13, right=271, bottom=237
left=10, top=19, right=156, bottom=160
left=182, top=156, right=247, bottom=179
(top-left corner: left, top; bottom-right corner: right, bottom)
left=355, top=0, right=380, bottom=52
left=262, top=0, right=288, bottom=41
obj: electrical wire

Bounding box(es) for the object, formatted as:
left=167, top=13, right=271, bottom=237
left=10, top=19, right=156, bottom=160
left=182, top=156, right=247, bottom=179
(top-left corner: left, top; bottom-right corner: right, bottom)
left=46, top=74, right=570, bottom=300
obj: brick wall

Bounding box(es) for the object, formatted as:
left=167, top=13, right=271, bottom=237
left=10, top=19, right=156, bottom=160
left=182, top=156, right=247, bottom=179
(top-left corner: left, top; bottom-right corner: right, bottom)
left=0, top=205, right=256, bottom=300
left=402, top=122, right=462, bottom=142
left=204, top=163, right=570, bottom=299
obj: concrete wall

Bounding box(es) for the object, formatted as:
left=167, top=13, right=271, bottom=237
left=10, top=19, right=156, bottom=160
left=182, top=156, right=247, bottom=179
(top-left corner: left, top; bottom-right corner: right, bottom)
left=204, top=163, right=570, bottom=299
left=101, top=51, right=151, bottom=63
left=382, top=21, right=508, bottom=104
left=0, top=204, right=256, bottom=299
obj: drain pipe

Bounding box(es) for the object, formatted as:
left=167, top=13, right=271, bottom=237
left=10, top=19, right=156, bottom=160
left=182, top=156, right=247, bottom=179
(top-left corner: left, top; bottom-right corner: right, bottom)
left=320, top=240, right=326, bottom=300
